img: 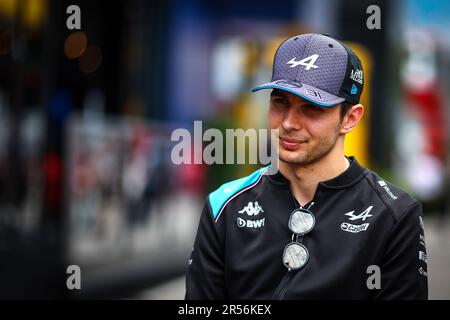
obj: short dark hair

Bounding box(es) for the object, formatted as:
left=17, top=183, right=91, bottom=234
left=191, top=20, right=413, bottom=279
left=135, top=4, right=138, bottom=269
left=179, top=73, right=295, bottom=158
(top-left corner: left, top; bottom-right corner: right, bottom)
left=340, top=102, right=353, bottom=121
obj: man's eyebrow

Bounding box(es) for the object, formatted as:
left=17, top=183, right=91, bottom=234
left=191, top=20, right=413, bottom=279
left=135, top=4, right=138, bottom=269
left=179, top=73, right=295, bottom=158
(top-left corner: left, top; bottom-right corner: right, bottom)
left=303, top=101, right=324, bottom=108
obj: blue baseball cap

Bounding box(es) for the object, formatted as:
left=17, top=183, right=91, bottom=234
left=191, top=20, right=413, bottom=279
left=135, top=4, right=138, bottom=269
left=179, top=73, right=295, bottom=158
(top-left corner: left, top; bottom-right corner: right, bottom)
left=251, top=33, right=364, bottom=107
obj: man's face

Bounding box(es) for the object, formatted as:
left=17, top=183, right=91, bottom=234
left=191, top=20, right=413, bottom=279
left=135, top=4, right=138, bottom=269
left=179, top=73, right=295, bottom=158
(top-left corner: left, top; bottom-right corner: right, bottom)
left=268, top=89, right=344, bottom=166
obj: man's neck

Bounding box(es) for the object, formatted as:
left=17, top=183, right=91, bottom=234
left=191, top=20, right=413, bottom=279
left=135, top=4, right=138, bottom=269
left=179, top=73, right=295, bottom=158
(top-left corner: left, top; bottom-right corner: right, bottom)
left=279, top=150, right=350, bottom=207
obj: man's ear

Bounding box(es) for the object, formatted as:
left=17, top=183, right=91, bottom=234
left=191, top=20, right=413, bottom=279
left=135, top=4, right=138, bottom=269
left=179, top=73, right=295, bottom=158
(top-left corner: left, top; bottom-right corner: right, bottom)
left=340, top=104, right=364, bottom=134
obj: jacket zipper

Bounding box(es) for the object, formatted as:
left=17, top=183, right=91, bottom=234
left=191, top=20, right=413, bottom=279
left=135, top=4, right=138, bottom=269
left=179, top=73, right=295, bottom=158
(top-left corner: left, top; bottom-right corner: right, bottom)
left=273, top=270, right=293, bottom=299
left=272, top=188, right=298, bottom=299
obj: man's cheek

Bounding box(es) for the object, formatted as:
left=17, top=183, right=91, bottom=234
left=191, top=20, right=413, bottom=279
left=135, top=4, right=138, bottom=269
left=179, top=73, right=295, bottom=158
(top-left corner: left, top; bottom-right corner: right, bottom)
left=268, top=114, right=281, bottom=130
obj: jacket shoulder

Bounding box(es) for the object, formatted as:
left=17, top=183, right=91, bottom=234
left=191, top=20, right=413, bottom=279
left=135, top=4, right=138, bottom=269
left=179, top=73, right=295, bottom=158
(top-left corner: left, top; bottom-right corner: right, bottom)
left=363, top=170, right=421, bottom=222
left=208, top=166, right=269, bottom=221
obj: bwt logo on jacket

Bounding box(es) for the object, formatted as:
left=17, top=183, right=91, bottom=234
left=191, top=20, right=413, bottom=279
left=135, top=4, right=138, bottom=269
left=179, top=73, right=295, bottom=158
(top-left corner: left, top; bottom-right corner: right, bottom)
left=237, top=201, right=265, bottom=229
left=237, top=217, right=266, bottom=229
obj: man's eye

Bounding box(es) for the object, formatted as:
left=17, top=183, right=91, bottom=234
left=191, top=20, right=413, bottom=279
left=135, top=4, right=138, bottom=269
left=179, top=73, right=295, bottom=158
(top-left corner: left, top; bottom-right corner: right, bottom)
left=306, top=105, right=323, bottom=112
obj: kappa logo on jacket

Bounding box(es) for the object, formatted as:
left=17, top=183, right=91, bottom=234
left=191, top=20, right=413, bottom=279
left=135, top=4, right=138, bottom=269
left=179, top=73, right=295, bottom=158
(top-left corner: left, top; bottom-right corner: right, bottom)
left=239, top=201, right=264, bottom=216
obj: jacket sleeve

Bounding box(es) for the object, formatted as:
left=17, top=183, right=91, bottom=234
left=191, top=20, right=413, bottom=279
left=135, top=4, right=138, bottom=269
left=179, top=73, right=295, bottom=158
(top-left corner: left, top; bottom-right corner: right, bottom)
left=185, top=199, right=226, bottom=299
left=372, top=201, right=428, bottom=300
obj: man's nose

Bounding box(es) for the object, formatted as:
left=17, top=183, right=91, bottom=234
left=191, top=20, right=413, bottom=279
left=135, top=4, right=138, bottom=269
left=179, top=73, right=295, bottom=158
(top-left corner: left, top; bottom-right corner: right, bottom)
left=282, top=105, right=302, bottom=131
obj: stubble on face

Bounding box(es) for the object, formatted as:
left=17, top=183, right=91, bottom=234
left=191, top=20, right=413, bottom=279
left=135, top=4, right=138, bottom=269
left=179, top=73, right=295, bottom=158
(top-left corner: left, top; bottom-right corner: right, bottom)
left=269, top=89, right=345, bottom=167
left=277, top=118, right=342, bottom=166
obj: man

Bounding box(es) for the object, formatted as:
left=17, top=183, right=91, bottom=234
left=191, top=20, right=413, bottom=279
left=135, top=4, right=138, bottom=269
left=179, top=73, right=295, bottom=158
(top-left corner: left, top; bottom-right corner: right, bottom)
left=185, top=33, right=428, bottom=299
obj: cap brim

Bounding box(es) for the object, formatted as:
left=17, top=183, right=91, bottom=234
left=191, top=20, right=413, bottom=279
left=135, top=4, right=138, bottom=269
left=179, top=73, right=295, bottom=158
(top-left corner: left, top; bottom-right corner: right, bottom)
left=251, top=80, right=345, bottom=107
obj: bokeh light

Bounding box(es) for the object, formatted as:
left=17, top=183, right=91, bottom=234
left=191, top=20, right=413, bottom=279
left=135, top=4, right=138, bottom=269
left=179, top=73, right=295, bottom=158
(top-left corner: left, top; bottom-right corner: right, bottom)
left=64, top=31, right=87, bottom=60
left=78, top=45, right=102, bottom=74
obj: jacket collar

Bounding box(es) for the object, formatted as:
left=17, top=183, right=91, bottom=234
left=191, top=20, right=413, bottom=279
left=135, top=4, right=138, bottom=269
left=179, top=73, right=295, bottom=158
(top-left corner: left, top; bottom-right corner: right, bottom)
left=267, top=156, right=367, bottom=188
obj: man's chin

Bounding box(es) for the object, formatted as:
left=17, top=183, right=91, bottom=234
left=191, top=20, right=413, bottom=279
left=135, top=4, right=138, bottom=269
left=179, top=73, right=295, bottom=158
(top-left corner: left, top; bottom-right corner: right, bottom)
left=279, top=151, right=311, bottom=166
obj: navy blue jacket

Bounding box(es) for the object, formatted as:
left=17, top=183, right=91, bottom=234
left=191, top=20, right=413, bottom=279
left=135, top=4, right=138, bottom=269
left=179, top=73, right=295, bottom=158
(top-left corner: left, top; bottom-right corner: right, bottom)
left=185, top=157, right=428, bottom=299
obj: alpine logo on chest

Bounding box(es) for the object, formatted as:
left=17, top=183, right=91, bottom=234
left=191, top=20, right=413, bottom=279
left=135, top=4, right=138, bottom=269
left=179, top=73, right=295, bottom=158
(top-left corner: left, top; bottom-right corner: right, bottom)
left=341, top=206, right=374, bottom=233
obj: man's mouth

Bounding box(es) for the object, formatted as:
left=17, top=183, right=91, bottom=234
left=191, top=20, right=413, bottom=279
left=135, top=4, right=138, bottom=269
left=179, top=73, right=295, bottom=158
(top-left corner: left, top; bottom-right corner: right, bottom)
left=279, top=137, right=306, bottom=150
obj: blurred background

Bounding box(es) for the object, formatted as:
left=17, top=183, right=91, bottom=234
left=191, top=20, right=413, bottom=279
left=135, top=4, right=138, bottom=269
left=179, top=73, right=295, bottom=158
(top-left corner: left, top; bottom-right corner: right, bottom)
left=0, top=0, right=449, bottom=299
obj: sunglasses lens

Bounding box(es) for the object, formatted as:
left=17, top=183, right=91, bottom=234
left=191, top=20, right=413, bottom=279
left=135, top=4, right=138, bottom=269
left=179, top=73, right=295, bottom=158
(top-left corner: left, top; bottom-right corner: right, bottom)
left=282, top=242, right=309, bottom=270
left=289, top=208, right=315, bottom=235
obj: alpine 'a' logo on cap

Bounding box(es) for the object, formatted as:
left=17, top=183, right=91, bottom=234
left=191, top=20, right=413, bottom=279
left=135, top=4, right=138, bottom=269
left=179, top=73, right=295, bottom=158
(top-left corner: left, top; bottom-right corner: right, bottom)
left=350, top=69, right=363, bottom=84
left=287, top=54, right=319, bottom=70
